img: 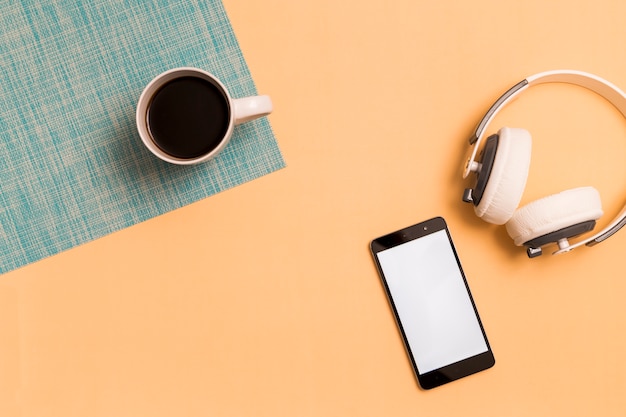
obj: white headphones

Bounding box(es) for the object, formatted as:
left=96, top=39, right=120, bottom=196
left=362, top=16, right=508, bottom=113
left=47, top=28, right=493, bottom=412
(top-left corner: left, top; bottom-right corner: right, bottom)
left=462, top=70, right=626, bottom=258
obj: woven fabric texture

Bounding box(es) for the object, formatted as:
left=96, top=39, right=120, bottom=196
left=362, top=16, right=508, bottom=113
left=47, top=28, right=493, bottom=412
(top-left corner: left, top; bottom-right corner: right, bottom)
left=0, top=0, right=285, bottom=275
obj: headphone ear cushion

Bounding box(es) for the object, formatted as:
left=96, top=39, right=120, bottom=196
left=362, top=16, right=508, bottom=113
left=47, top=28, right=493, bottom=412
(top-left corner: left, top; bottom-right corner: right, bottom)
left=474, top=127, right=532, bottom=225
left=505, top=186, right=604, bottom=246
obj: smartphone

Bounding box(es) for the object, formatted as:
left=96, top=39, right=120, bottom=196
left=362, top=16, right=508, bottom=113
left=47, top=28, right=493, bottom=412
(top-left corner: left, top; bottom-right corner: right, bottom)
left=370, top=217, right=495, bottom=389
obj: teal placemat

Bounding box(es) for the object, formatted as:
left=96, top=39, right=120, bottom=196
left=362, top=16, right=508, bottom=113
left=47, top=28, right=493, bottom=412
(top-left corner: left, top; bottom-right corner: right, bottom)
left=0, top=1, right=285, bottom=275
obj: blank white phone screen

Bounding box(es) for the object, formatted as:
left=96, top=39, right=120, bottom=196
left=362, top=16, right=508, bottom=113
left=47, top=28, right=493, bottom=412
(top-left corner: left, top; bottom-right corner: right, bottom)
left=376, top=229, right=488, bottom=374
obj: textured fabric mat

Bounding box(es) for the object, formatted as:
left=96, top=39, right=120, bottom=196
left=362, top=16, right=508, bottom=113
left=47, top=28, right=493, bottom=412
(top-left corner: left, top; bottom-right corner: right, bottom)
left=0, top=0, right=285, bottom=275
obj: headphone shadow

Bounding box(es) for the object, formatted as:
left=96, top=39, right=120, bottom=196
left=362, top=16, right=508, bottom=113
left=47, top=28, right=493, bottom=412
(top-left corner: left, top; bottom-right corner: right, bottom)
left=449, top=134, right=523, bottom=260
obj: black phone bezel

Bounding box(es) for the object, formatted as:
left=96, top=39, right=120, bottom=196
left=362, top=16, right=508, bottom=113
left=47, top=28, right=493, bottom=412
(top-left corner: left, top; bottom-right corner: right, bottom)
left=370, top=216, right=495, bottom=390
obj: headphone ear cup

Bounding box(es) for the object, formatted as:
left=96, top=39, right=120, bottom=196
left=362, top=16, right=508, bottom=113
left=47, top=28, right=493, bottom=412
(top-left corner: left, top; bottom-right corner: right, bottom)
left=474, top=127, right=532, bottom=225
left=505, top=186, right=604, bottom=246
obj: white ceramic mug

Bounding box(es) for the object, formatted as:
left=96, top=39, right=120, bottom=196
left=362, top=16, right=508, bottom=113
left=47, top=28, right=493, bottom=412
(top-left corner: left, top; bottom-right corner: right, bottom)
left=136, top=67, right=272, bottom=165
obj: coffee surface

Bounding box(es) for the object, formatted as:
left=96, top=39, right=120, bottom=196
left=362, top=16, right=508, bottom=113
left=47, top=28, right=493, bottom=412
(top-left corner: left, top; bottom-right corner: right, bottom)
left=147, top=76, right=230, bottom=159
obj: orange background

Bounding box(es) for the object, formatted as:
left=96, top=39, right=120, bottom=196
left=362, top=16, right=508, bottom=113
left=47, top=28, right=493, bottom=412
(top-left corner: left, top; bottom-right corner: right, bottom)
left=2, top=0, right=626, bottom=415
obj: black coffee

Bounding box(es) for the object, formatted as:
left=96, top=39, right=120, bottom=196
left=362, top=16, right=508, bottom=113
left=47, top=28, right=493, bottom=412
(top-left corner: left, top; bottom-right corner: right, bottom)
left=147, top=76, right=230, bottom=159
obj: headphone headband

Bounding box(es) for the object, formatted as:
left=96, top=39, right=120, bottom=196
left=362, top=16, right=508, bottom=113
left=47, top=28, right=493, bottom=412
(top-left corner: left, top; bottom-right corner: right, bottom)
left=463, top=70, right=626, bottom=254
left=468, top=70, right=626, bottom=149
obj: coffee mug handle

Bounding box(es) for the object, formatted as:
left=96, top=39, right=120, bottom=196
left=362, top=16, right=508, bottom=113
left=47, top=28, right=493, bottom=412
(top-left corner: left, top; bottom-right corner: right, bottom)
left=232, top=95, right=273, bottom=125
